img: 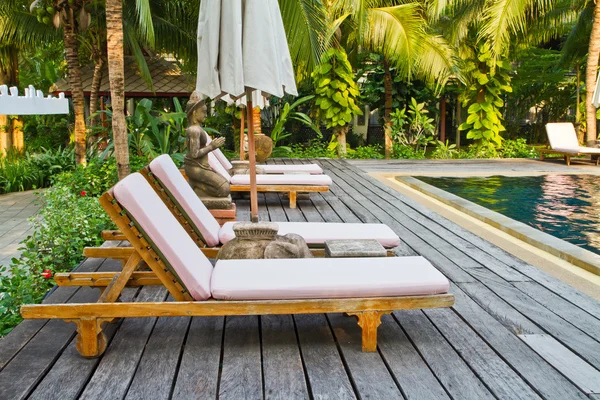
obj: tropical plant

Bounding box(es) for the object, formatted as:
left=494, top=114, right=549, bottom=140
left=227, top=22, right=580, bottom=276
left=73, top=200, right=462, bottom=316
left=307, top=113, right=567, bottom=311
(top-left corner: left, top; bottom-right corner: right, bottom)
left=458, top=44, right=511, bottom=146
left=431, top=140, right=458, bottom=159
left=312, top=47, right=362, bottom=156
left=269, top=95, right=321, bottom=157
left=500, top=138, right=538, bottom=158
left=390, top=98, right=436, bottom=153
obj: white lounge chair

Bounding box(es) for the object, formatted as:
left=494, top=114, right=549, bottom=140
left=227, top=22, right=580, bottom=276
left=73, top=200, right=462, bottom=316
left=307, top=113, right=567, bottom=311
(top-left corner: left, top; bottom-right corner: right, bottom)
left=540, top=123, right=600, bottom=166
left=21, top=172, right=453, bottom=357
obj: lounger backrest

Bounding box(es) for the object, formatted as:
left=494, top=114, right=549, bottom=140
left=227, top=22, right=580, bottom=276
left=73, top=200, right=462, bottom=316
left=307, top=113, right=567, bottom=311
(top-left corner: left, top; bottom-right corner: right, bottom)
left=546, top=123, right=580, bottom=149
left=208, top=152, right=232, bottom=182
left=113, top=173, right=213, bottom=300
left=149, top=155, right=221, bottom=247
left=206, top=136, right=234, bottom=170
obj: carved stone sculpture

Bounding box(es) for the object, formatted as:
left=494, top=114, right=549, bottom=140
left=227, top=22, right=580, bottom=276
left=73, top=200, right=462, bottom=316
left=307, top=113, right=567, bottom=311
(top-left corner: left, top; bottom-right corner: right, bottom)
left=217, top=222, right=312, bottom=260
left=184, top=91, right=232, bottom=209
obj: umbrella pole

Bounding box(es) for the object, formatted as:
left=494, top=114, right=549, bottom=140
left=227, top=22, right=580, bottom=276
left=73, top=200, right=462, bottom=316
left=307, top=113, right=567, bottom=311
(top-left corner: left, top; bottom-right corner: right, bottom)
left=239, top=108, right=245, bottom=161
left=245, top=89, right=259, bottom=222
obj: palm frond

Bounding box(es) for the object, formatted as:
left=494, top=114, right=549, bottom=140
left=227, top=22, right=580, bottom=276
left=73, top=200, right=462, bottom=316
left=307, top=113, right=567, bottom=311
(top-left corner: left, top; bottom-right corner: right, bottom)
left=413, top=35, right=457, bottom=87
left=123, top=21, right=154, bottom=92
left=561, top=1, right=594, bottom=65
left=135, top=0, right=155, bottom=47
left=479, top=0, right=530, bottom=56
left=278, top=0, right=328, bottom=82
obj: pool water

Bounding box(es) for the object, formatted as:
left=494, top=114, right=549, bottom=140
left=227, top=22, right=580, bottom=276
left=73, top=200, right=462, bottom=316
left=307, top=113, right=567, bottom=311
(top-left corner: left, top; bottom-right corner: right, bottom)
left=416, top=175, right=600, bottom=255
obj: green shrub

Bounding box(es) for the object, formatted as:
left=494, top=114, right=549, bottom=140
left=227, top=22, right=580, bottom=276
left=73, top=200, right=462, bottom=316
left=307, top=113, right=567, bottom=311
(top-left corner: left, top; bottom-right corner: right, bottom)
left=465, top=143, right=500, bottom=158
left=391, top=143, right=426, bottom=159
left=0, top=147, right=74, bottom=194
left=346, top=145, right=384, bottom=159
left=430, top=140, right=458, bottom=159
left=500, top=138, right=538, bottom=158
left=0, top=183, right=114, bottom=335
left=287, top=139, right=336, bottom=158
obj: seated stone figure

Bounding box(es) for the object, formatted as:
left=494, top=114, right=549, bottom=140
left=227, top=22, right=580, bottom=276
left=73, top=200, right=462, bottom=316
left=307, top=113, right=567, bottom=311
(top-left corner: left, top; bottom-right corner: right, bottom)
left=184, top=92, right=230, bottom=205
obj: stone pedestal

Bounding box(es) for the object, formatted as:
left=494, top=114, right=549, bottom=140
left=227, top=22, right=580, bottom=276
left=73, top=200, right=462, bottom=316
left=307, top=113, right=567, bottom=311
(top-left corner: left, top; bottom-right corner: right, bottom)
left=209, top=203, right=237, bottom=226
left=324, top=239, right=387, bottom=258
left=201, top=195, right=232, bottom=210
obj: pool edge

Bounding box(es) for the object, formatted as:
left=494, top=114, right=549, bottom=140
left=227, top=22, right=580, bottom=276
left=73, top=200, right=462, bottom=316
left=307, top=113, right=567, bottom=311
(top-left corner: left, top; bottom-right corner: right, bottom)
left=396, top=176, right=600, bottom=277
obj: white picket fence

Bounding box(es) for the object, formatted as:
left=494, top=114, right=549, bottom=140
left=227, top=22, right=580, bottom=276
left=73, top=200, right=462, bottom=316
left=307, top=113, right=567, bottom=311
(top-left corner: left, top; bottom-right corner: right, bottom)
left=0, top=85, right=69, bottom=115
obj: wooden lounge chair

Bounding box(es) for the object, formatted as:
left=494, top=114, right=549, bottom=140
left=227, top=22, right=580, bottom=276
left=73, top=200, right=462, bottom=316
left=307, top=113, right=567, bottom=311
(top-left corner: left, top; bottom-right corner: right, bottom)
left=20, top=173, right=454, bottom=358
left=539, top=123, right=600, bottom=166
left=92, top=154, right=400, bottom=260
left=207, top=151, right=331, bottom=208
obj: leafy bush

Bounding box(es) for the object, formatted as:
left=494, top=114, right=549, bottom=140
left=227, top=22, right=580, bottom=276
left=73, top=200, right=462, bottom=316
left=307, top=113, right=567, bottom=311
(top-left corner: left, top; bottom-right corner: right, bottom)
left=390, top=98, right=435, bottom=153
left=465, top=142, right=500, bottom=159
left=346, top=145, right=384, bottom=159
left=500, top=138, right=538, bottom=158
left=0, top=183, right=114, bottom=335
left=391, top=143, right=426, bottom=159
left=0, top=147, right=74, bottom=194
left=287, top=139, right=336, bottom=158
left=52, top=155, right=148, bottom=197
left=430, top=140, right=458, bottom=159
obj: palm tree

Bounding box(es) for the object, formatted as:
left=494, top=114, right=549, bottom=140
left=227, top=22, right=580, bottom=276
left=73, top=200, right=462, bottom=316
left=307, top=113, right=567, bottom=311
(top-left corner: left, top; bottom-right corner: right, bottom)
left=105, top=0, right=128, bottom=180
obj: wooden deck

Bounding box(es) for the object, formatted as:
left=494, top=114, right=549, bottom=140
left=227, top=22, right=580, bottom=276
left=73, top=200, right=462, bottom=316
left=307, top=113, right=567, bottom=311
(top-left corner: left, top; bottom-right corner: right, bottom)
left=1, top=159, right=600, bottom=399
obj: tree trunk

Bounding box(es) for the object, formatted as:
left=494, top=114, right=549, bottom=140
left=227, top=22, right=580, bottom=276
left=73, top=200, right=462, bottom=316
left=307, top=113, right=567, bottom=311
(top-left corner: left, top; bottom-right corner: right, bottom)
left=383, top=59, right=393, bottom=159
left=335, top=125, right=348, bottom=157
left=64, top=11, right=87, bottom=165
left=0, top=45, right=19, bottom=155
left=11, top=118, right=23, bottom=151
left=586, top=0, right=600, bottom=145
left=106, top=0, right=129, bottom=180
left=439, top=96, right=446, bottom=143
left=89, top=58, right=104, bottom=128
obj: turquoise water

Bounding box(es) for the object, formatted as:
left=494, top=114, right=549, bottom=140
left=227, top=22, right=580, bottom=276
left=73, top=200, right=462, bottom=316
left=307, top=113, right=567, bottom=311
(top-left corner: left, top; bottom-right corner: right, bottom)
left=415, top=175, right=600, bottom=255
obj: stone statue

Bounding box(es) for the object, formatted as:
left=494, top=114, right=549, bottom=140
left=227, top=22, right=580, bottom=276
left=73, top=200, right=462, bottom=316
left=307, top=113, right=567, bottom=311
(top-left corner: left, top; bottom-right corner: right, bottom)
left=184, top=91, right=231, bottom=208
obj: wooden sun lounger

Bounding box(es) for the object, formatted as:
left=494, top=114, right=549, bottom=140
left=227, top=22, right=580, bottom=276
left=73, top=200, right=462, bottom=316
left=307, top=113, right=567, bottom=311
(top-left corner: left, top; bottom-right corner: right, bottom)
left=20, top=175, right=454, bottom=358
left=229, top=183, right=329, bottom=208
left=538, top=148, right=600, bottom=166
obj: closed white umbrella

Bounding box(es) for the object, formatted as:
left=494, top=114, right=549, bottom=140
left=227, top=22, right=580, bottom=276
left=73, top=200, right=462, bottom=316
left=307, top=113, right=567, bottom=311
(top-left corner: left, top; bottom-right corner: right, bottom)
left=196, top=0, right=297, bottom=222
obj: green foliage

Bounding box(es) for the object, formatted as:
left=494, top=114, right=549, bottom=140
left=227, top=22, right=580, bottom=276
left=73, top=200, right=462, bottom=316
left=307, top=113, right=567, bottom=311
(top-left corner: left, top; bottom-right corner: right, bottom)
left=52, top=155, right=148, bottom=197
left=287, top=139, right=336, bottom=158
left=24, top=114, right=71, bottom=151
left=346, top=145, right=384, bottom=159
left=269, top=95, right=321, bottom=157
left=391, top=143, right=426, bottom=159
left=390, top=98, right=435, bottom=153
left=464, top=142, right=500, bottom=159
left=0, top=182, right=114, bottom=335
left=311, top=48, right=363, bottom=129
left=431, top=140, right=458, bottom=159
left=500, top=138, right=538, bottom=158
left=0, top=147, right=74, bottom=194
left=95, top=98, right=187, bottom=164
left=459, top=44, right=511, bottom=147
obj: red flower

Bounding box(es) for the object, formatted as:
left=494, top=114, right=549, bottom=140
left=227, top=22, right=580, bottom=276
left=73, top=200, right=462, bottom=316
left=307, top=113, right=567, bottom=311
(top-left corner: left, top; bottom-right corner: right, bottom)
left=41, top=269, right=53, bottom=279
left=80, top=191, right=87, bottom=196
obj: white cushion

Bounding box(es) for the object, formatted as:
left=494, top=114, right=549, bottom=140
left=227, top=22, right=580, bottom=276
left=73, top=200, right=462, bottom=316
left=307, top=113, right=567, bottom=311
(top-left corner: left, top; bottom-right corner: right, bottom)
left=208, top=152, right=232, bottom=182
left=546, top=123, right=580, bottom=150
left=211, top=256, right=449, bottom=300
left=113, top=173, right=214, bottom=301
left=261, top=164, right=323, bottom=174
left=206, top=136, right=234, bottom=170
left=230, top=174, right=332, bottom=186
left=219, top=221, right=401, bottom=248
left=577, top=146, right=600, bottom=154
left=149, top=155, right=221, bottom=247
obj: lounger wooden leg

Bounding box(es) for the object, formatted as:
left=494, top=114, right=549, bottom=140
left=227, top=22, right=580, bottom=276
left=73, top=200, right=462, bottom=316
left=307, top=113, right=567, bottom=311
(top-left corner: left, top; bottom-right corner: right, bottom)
left=73, top=317, right=107, bottom=358
left=349, top=311, right=390, bottom=352
left=565, top=155, right=571, bottom=166
left=539, top=152, right=544, bottom=161
left=289, top=191, right=297, bottom=208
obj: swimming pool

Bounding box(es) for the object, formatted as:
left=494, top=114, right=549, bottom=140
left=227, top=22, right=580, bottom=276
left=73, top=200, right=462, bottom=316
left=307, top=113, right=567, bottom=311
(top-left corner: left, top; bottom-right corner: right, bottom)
left=415, top=175, right=600, bottom=256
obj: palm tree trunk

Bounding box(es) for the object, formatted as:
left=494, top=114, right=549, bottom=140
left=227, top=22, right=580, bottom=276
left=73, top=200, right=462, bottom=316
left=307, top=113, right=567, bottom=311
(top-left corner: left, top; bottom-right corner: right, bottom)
left=106, top=0, right=129, bottom=180
left=383, top=59, right=393, bottom=159
left=586, top=0, right=600, bottom=145
left=89, top=58, right=104, bottom=128
left=0, top=45, right=18, bottom=155
left=64, top=11, right=87, bottom=165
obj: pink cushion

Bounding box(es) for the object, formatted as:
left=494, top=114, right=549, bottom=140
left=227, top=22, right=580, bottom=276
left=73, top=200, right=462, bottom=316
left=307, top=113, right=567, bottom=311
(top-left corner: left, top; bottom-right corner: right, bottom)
left=546, top=123, right=580, bottom=150
left=206, top=136, right=234, bottom=171
left=113, top=173, right=213, bottom=301
left=211, top=256, right=449, bottom=300
left=149, top=155, right=221, bottom=247
left=230, top=174, right=332, bottom=186
left=208, top=152, right=232, bottom=182
left=261, top=164, right=323, bottom=174
left=219, top=221, right=401, bottom=248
